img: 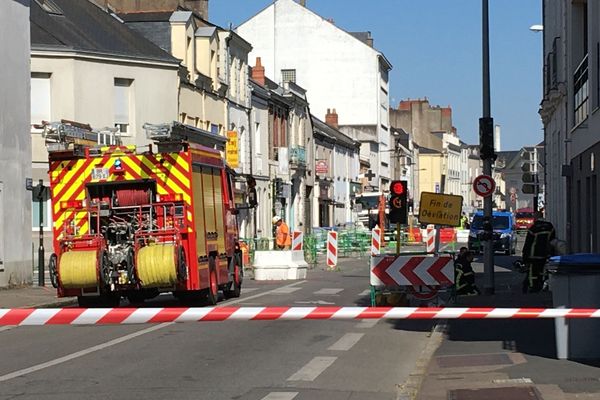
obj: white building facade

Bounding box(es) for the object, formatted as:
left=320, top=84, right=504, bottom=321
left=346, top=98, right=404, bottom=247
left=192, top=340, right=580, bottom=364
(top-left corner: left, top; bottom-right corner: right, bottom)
left=0, top=0, right=32, bottom=287
left=237, top=0, right=392, bottom=189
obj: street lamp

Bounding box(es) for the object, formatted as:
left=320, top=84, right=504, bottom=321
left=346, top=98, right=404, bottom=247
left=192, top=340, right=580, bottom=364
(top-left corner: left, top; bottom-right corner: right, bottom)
left=529, top=24, right=544, bottom=32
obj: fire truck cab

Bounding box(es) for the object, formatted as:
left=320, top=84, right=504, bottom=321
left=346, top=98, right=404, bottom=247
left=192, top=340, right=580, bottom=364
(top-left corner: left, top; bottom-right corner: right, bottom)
left=44, top=121, right=242, bottom=307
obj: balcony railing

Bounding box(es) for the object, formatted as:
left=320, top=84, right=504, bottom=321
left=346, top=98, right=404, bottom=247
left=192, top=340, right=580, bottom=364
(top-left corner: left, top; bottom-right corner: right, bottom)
left=289, top=146, right=306, bottom=167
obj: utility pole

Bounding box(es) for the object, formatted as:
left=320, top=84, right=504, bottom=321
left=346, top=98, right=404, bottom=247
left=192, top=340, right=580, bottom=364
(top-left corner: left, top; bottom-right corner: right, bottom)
left=481, top=0, right=495, bottom=295
left=36, top=179, right=45, bottom=287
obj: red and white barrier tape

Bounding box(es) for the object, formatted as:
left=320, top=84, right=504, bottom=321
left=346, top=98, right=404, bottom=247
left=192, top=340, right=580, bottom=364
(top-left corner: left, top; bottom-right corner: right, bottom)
left=1, top=307, right=600, bottom=326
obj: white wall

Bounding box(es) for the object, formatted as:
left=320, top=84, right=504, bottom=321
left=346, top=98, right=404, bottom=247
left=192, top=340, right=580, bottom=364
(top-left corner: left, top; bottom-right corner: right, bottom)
left=31, top=55, right=179, bottom=149
left=0, top=0, right=32, bottom=287
left=238, top=0, right=380, bottom=126
left=238, top=0, right=392, bottom=183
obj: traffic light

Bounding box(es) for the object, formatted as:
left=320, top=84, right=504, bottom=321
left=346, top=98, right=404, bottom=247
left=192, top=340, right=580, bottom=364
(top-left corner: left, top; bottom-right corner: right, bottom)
left=479, top=117, right=496, bottom=161
left=388, top=180, right=408, bottom=224
left=274, top=178, right=283, bottom=198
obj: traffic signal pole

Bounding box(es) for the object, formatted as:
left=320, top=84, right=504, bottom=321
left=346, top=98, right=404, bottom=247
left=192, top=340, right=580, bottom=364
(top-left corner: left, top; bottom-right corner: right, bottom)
left=482, top=0, right=495, bottom=295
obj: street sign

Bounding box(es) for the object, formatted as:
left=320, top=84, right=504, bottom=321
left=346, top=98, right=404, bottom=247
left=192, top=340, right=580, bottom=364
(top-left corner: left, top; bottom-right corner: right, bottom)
left=473, top=174, right=495, bottom=197
left=226, top=130, right=239, bottom=168
left=370, top=255, right=454, bottom=286
left=418, top=192, right=463, bottom=227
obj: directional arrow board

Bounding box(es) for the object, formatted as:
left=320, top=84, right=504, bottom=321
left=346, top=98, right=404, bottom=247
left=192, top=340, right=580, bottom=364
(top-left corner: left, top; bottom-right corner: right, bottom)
left=370, top=255, right=454, bottom=287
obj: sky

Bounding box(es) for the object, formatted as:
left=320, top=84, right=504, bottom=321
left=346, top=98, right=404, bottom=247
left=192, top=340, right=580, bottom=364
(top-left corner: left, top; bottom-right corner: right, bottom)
left=210, top=0, right=543, bottom=151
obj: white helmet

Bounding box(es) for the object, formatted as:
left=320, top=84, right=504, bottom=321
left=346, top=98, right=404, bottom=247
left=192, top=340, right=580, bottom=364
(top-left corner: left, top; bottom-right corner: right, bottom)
left=272, top=216, right=282, bottom=224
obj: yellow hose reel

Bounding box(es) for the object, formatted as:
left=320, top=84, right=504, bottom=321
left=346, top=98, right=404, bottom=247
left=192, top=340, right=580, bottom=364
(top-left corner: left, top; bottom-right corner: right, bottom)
left=136, top=244, right=178, bottom=287
left=59, top=250, right=99, bottom=289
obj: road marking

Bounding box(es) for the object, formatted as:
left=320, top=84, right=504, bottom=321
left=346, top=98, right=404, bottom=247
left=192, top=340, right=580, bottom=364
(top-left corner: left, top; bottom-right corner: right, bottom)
left=287, top=356, right=337, bottom=381
left=314, top=288, right=343, bottom=295
left=358, top=289, right=371, bottom=296
left=355, top=319, right=379, bottom=329
left=295, top=300, right=335, bottom=305
left=240, top=287, right=259, bottom=293
left=492, top=378, right=533, bottom=384
left=0, top=280, right=306, bottom=382
left=0, top=323, right=170, bottom=382
left=261, top=392, right=299, bottom=400
left=223, top=280, right=306, bottom=305
left=271, top=287, right=302, bottom=295
left=327, top=333, right=364, bottom=351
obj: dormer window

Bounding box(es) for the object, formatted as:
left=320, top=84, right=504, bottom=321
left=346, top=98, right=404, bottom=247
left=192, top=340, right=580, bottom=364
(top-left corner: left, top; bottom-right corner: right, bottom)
left=35, top=0, right=63, bottom=15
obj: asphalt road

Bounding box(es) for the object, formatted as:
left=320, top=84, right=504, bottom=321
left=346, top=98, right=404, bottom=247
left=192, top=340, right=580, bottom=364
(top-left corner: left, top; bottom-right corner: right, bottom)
left=0, top=256, right=436, bottom=400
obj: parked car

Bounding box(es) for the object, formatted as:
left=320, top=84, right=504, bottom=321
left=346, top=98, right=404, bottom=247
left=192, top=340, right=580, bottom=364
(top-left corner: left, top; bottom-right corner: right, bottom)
left=468, top=211, right=517, bottom=255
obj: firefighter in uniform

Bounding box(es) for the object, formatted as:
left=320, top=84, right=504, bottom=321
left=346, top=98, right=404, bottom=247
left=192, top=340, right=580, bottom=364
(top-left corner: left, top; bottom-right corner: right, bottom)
left=521, top=211, right=556, bottom=293
left=455, top=247, right=480, bottom=295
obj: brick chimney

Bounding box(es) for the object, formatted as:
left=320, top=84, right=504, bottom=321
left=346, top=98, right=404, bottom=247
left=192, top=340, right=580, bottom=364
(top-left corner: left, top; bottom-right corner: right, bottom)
left=325, top=108, right=339, bottom=129
left=251, top=57, right=265, bottom=86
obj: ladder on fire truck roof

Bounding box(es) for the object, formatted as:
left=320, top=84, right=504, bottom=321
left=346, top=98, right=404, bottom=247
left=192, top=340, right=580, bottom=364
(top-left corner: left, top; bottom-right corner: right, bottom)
left=42, top=120, right=121, bottom=151
left=143, top=122, right=226, bottom=151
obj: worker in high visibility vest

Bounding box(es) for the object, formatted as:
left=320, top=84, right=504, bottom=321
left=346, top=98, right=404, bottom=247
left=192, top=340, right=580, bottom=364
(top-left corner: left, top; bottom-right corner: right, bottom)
left=273, top=216, right=291, bottom=250
left=522, top=210, right=556, bottom=293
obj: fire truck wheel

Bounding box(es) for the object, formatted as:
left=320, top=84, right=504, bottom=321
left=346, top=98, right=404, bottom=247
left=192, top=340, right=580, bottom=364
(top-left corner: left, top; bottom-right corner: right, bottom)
left=224, top=256, right=242, bottom=299
left=177, top=246, right=188, bottom=281
left=99, top=251, right=112, bottom=288
left=206, top=266, right=219, bottom=305
left=126, top=248, right=136, bottom=284
left=49, top=253, right=59, bottom=289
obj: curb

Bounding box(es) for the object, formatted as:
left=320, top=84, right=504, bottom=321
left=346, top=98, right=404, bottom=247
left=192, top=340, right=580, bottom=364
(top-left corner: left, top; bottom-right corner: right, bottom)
left=32, top=298, right=78, bottom=309
left=397, top=321, right=447, bottom=400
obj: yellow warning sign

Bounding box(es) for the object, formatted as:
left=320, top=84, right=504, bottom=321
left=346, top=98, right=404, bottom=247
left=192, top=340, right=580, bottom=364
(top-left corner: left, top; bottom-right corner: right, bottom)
left=226, top=130, right=239, bottom=168
left=418, top=192, right=463, bottom=227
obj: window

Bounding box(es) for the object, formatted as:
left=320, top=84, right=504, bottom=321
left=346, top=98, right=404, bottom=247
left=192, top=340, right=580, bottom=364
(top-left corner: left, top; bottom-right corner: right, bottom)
left=574, top=55, right=588, bottom=126
left=35, top=0, right=63, bottom=15
left=114, top=78, right=133, bottom=135
left=281, top=69, right=296, bottom=83
left=31, top=72, right=51, bottom=128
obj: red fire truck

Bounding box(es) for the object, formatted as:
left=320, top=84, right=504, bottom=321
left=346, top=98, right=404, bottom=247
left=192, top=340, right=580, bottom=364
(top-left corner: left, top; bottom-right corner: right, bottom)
left=44, top=121, right=243, bottom=307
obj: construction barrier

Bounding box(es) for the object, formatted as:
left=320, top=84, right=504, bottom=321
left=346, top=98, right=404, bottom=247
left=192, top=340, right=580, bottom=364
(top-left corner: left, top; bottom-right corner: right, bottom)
left=371, top=227, right=381, bottom=256
left=292, top=231, right=303, bottom=251
left=326, top=231, right=338, bottom=268
left=2, top=307, right=600, bottom=325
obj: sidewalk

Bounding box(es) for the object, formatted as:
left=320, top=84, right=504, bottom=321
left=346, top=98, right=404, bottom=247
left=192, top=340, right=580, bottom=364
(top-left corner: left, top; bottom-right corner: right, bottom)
left=416, top=262, right=600, bottom=399
left=0, top=285, right=76, bottom=308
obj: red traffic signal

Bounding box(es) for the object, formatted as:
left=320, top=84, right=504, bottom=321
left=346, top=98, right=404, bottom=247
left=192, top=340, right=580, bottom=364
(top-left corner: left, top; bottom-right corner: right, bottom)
left=388, top=180, right=408, bottom=224
left=391, top=180, right=406, bottom=195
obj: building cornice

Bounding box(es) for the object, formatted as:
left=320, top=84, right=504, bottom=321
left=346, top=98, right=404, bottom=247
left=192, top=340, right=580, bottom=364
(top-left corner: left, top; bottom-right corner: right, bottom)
left=31, top=48, right=181, bottom=69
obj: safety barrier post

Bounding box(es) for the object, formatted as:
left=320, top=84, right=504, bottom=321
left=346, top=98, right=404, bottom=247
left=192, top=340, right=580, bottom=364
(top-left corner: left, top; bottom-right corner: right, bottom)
left=371, top=227, right=381, bottom=257
left=292, top=231, right=303, bottom=252
left=326, top=231, right=338, bottom=269
left=426, top=225, right=435, bottom=253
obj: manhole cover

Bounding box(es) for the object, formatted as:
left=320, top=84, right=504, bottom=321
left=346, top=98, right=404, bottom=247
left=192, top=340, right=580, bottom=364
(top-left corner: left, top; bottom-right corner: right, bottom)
left=437, top=353, right=513, bottom=368
left=448, top=386, right=542, bottom=400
